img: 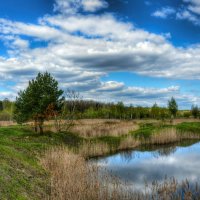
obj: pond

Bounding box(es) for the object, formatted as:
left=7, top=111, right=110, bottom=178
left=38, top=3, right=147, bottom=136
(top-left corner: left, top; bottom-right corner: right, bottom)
left=93, top=140, right=200, bottom=192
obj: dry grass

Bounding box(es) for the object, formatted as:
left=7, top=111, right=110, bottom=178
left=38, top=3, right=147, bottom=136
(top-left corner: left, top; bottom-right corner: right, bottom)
left=75, top=127, right=200, bottom=158
left=41, top=147, right=200, bottom=200
left=173, top=118, right=200, bottom=125
left=41, top=147, right=133, bottom=200
left=78, top=141, right=111, bottom=158
left=41, top=147, right=99, bottom=200
left=140, top=127, right=200, bottom=146
left=0, top=121, right=16, bottom=126
left=149, top=127, right=181, bottom=145
left=118, top=136, right=140, bottom=150
left=71, top=119, right=139, bottom=138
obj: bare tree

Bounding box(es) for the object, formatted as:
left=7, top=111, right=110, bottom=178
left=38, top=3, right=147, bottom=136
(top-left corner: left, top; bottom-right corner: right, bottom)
left=54, top=89, right=81, bottom=132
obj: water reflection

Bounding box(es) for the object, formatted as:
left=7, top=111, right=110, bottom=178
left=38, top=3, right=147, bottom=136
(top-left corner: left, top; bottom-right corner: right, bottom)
left=95, top=140, right=200, bottom=191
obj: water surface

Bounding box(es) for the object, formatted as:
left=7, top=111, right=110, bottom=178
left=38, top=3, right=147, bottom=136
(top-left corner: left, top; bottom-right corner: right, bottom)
left=94, top=140, right=200, bottom=191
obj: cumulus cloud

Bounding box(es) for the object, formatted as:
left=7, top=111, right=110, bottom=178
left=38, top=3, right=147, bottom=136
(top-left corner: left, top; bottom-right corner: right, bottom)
left=0, top=0, right=200, bottom=107
left=54, top=0, right=82, bottom=15
left=54, top=0, right=108, bottom=15
left=183, top=0, right=200, bottom=15
left=175, top=0, right=200, bottom=25
left=152, top=7, right=175, bottom=19
left=0, top=91, right=16, bottom=100
left=82, top=0, right=108, bottom=12
left=152, top=1, right=200, bottom=26
left=176, top=9, right=200, bottom=25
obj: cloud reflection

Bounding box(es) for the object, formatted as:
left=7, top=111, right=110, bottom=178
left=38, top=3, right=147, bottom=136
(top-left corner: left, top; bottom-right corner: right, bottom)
left=96, top=141, right=200, bottom=191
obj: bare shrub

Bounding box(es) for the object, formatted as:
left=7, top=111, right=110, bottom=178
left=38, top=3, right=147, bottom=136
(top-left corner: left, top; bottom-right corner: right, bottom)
left=54, top=90, right=81, bottom=133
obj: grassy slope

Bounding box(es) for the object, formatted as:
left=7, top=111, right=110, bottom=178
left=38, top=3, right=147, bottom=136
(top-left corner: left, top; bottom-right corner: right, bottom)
left=1, top=122, right=200, bottom=199
left=176, top=122, right=200, bottom=133
left=0, top=126, right=82, bottom=200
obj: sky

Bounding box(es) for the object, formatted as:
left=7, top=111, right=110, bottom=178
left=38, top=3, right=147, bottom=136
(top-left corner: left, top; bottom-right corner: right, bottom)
left=1, top=0, right=200, bottom=109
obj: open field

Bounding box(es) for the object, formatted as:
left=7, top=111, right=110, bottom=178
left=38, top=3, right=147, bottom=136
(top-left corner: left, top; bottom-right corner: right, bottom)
left=1, top=120, right=200, bottom=199
left=1, top=118, right=200, bottom=135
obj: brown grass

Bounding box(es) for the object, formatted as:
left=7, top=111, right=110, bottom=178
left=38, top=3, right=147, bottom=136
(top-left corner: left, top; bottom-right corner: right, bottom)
left=150, top=127, right=200, bottom=145
left=118, top=136, right=140, bottom=150
left=0, top=121, right=16, bottom=126
left=78, top=141, right=111, bottom=158
left=41, top=147, right=100, bottom=200
left=149, top=127, right=181, bottom=145
left=41, top=147, right=200, bottom=200
left=77, top=127, right=200, bottom=158
left=41, top=147, right=132, bottom=200
left=71, top=119, right=139, bottom=138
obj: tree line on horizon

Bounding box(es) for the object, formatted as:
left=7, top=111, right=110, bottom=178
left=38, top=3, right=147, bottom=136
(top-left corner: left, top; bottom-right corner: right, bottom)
left=0, top=72, right=199, bottom=133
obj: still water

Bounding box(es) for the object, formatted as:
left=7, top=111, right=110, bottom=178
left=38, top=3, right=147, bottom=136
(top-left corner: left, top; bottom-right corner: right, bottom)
left=94, top=140, right=200, bottom=191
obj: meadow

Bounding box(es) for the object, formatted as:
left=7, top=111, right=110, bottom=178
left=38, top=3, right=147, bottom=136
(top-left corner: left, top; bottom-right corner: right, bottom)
left=1, top=119, right=200, bottom=199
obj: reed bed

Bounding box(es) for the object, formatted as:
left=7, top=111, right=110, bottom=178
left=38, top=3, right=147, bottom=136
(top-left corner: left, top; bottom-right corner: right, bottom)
left=41, top=147, right=132, bottom=200
left=149, top=127, right=181, bottom=145
left=78, top=141, right=111, bottom=158
left=42, top=147, right=200, bottom=200
left=118, top=136, right=140, bottom=151
left=71, top=120, right=139, bottom=138
left=77, top=126, right=200, bottom=158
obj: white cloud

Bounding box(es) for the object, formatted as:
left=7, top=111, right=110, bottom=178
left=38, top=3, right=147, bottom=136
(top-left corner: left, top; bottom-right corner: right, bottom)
left=12, top=38, right=29, bottom=49
left=0, top=1, right=199, bottom=107
left=174, top=0, right=200, bottom=26
left=176, top=9, right=200, bottom=25
left=152, top=1, right=200, bottom=26
left=0, top=91, right=15, bottom=100
left=82, top=0, right=108, bottom=12
left=54, top=0, right=108, bottom=15
left=183, top=0, right=200, bottom=15
left=152, top=7, right=175, bottom=19
left=54, top=0, right=82, bottom=15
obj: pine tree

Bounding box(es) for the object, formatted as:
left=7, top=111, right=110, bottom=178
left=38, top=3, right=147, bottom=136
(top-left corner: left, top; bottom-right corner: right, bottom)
left=168, top=97, right=178, bottom=118
left=14, top=72, right=64, bottom=134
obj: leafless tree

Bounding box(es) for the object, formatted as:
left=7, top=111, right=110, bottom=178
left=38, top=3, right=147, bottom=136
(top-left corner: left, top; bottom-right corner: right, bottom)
left=54, top=89, right=81, bottom=132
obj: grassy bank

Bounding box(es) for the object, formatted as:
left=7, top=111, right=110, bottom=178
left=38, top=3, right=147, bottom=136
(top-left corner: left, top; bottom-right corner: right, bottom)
left=1, top=121, right=200, bottom=199
left=78, top=122, right=200, bottom=158
left=0, top=126, right=83, bottom=199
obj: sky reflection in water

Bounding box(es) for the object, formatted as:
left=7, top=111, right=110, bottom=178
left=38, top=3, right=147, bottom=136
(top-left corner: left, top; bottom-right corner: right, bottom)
left=95, top=141, right=200, bottom=191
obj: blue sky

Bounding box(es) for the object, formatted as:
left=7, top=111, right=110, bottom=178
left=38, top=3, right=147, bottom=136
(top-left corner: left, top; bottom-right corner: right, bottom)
left=1, top=0, right=200, bottom=109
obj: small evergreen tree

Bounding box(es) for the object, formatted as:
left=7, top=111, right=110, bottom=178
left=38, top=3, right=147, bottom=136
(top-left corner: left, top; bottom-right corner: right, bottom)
left=151, top=103, right=159, bottom=119
left=168, top=97, right=178, bottom=118
left=0, top=101, right=3, bottom=111
left=191, top=105, right=199, bottom=118
left=14, top=72, right=64, bottom=134
left=116, top=102, right=125, bottom=119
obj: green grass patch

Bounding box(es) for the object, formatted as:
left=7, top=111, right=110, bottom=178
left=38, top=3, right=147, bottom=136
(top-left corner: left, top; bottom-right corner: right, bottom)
left=130, top=123, right=173, bottom=140
left=0, top=126, right=83, bottom=200
left=131, top=123, right=157, bottom=139
left=176, top=122, right=200, bottom=134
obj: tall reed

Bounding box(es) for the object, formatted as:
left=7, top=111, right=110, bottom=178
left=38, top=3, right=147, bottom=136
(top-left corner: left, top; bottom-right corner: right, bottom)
left=42, top=147, right=200, bottom=200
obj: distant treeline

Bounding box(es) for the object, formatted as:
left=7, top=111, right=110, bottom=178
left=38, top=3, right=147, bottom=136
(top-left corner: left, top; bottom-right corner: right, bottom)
left=0, top=98, right=198, bottom=121
left=64, top=100, right=190, bottom=120
left=0, top=99, right=15, bottom=121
